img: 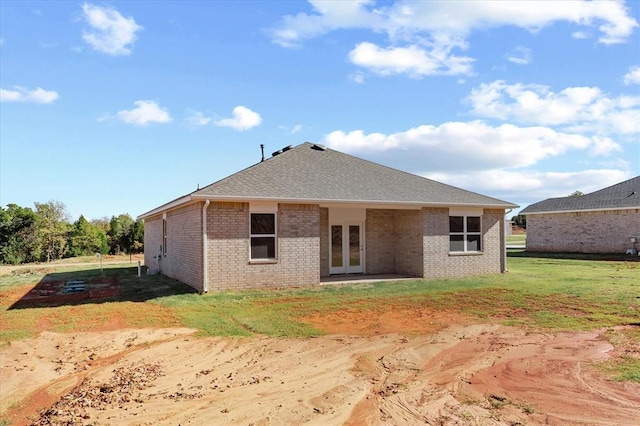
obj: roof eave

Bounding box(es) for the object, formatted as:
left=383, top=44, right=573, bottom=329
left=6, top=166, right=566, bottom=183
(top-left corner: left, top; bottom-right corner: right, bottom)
left=190, top=194, right=518, bottom=209
left=522, top=205, right=640, bottom=215
left=137, top=195, right=194, bottom=220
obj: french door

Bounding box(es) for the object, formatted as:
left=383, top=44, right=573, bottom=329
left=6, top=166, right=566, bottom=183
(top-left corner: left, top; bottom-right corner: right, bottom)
left=330, top=222, right=364, bottom=274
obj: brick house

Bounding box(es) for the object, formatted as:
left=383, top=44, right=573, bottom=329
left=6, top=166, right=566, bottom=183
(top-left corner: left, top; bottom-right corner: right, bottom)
left=138, top=142, right=517, bottom=292
left=521, top=176, right=640, bottom=254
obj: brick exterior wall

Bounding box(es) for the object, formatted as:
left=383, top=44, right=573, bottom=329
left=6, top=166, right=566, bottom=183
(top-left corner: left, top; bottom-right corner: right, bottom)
left=526, top=209, right=640, bottom=253
left=143, top=215, right=163, bottom=272
left=144, top=202, right=507, bottom=291
left=364, top=209, right=423, bottom=276
left=422, top=207, right=504, bottom=279
left=394, top=210, right=424, bottom=276
left=163, top=203, right=203, bottom=291
left=366, top=210, right=396, bottom=274
left=206, top=202, right=320, bottom=291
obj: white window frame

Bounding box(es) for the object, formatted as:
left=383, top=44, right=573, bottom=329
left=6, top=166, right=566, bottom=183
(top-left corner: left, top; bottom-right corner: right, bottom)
left=249, top=211, right=277, bottom=261
left=449, top=215, right=482, bottom=253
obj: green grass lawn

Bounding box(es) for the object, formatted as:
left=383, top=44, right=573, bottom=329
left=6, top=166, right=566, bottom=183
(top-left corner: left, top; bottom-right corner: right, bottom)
left=506, top=234, right=526, bottom=244
left=1, top=254, right=638, bottom=381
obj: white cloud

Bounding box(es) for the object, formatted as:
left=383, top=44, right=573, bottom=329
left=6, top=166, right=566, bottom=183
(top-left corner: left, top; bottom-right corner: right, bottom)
left=571, top=30, right=590, bottom=40
left=425, top=169, right=630, bottom=208
left=270, top=0, right=382, bottom=48
left=214, top=106, right=262, bottom=131
left=623, top=65, right=640, bottom=85
left=349, top=42, right=474, bottom=77
left=323, top=120, right=613, bottom=173
left=291, top=124, right=302, bottom=134
left=81, top=3, right=142, bottom=56
left=505, top=46, right=532, bottom=65
left=0, top=86, right=59, bottom=103
left=466, top=80, right=640, bottom=135
left=350, top=71, right=365, bottom=84
left=185, top=110, right=212, bottom=128
left=116, top=100, right=171, bottom=125
left=270, top=1, right=637, bottom=78
left=324, top=121, right=631, bottom=207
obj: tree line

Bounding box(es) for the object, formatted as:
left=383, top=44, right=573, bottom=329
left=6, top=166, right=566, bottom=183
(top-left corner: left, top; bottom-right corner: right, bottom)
left=0, top=200, right=143, bottom=265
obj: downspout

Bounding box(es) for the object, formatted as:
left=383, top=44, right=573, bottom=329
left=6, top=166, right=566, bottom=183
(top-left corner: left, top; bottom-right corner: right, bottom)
left=202, top=200, right=210, bottom=293
left=503, top=209, right=512, bottom=273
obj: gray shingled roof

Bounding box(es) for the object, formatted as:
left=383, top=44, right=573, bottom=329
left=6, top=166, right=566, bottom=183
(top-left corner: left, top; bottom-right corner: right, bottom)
left=139, top=143, right=517, bottom=219
left=521, top=175, right=640, bottom=214
left=190, top=142, right=516, bottom=207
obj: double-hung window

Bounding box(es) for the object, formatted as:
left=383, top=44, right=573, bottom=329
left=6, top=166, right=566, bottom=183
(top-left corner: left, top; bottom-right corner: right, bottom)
left=449, top=216, right=482, bottom=252
left=250, top=213, right=276, bottom=260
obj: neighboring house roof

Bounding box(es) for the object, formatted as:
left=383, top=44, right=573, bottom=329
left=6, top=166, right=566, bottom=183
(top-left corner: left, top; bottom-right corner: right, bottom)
left=521, top=175, right=640, bottom=215
left=139, top=142, right=517, bottom=219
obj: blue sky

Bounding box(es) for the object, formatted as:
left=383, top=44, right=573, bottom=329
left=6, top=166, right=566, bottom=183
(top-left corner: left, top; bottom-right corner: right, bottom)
left=1, top=0, right=639, bottom=220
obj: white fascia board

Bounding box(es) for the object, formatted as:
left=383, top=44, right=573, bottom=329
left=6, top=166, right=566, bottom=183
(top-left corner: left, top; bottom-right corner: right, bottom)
left=137, top=195, right=194, bottom=220
left=190, top=194, right=517, bottom=210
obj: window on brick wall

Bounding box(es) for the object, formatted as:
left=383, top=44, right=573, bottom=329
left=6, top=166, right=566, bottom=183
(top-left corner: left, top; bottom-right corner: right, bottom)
left=250, top=213, right=276, bottom=259
left=162, top=218, right=167, bottom=255
left=449, top=216, right=482, bottom=252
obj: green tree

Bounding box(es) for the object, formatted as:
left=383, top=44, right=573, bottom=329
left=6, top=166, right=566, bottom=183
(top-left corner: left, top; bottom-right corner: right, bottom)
left=35, top=200, right=70, bottom=262
left=0, top=204, right=42, bottom=264
left=107, top=214, right=135, bottom=254
left=91, top=217, right=110, bottom=234
left=511, top=214, right=526, bottom=228
left=68, top=215, right=109, bottom=257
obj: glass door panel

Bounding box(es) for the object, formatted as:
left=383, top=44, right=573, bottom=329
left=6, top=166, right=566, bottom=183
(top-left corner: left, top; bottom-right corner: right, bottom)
left=346, top=223, right=363, bottom=273
left=331, top=225, right=343, bottom=268
left=349, top=225, right=360, bottom=267
left=330, top=222, right=364, bottom=275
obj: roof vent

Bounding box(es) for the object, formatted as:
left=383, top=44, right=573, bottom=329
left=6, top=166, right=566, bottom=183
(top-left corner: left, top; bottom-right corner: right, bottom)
left=281, top=145, right=292, bottom=152
left=311, top=143, right=327, bottom=151
left=272, top=149, right=282, bottom=157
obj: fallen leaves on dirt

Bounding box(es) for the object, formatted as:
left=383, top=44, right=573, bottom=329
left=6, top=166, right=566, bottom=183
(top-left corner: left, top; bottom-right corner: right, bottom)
left=31, top=362, right=164, bottom=425
left=10, top=268, right=52, bottom=277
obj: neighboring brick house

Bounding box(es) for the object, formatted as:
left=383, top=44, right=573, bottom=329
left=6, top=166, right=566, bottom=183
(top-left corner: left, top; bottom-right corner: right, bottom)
left=138, top=142, right=517, bottom=292
left=521, top=176, right=640, bottom=254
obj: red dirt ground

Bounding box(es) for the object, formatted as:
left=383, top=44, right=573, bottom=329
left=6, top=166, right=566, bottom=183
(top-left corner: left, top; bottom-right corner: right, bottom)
left=2, top=304, right=639, bottom=425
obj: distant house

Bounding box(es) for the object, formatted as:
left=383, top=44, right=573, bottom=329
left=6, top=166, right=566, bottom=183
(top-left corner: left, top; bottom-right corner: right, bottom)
left=521, top=176, right=640, bottom=254
left=138, top=142, right=517, bottom=292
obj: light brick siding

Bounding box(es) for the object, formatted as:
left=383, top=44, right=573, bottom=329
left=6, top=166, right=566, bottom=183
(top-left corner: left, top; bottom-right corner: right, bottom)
left=365, top=209, right=423, bottom=276
left=366, top=210, right=396, bottom=274
left=422, top=208, right=504, bottom=279
left=163, top=203, right=203, bottom=291
left=143, top=215, right=163, bottom=272
left=145, top=202, right=507, bottom=292
left=319, top=208, right=329, bottom=277
left=395, top=210, right=425, bottom=276
left=143, top=205, right=203, bottom=291
left=206, top=202, right=320, bottom=291
left=526, top=209, right=640, bottom=253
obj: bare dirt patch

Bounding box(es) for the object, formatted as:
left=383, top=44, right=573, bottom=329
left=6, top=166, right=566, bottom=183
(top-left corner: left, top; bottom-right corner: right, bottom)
left=2, top=322, right=639, bottom=425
